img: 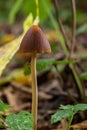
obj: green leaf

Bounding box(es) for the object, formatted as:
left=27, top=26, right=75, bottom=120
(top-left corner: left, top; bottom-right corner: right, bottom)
left=39, top=0, right=52, bottom=22
left=23, top=0, right=52, bottom=23
left=23, top=59, right=76, bottom=75
left=23, top=13, right=33, bottom=32
left=6, top=111, right=34, bottom=130
left=76, top=10, right=87, bottom=24
left=80, top=72, right=87, bottom=80
left=0, top=100, right=11, bottom=112
left=51, top=104, right=87, bottom=124
left=51, top=43, right=58, bottom=52
left=74, top=104, right=87, bottom=112
left=76, top=24, right=87, bottom=35
left=51, top=109, right=73, bottom=124
left=36, top=59, right=55, bottom=71
left=59, top=104, right=74, bottom=111
left=9, top=0, right=23, bottom=24
left=24, top=63, right=31, bottom=75
left=24, top=59, right=55, bottom=75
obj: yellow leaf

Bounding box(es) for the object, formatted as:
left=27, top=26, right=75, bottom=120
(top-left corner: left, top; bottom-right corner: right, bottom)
left=0, top=14, right=39, bottom=77
left=0, top=35, right=23, bottom=76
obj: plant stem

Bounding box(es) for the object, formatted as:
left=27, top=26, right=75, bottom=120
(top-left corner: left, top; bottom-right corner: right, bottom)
left=42, top=0, right=84, bottom=98
left=35, top=0, right=39, bottom=18
left=54, top=0, right=70, bottom=51
left=31, top=54, right=38, bottom=130
left=70, top=64, right=84, bottom=99
left=67, top=116, right=73, bottom=130
left=42, top=0, right=69, bottom=57
left=71, top=0, right=76, bottom=55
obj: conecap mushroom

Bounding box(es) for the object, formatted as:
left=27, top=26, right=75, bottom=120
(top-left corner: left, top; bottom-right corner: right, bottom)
left=19, top=25, right=51, bottom=130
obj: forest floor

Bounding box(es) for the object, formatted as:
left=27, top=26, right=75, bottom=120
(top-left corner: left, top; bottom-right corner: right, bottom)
left=0, top=24, right=87, bottom=130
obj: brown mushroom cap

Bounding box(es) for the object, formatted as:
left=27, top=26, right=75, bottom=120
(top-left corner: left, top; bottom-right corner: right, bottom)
left=19, top=25, right=51, bottom=56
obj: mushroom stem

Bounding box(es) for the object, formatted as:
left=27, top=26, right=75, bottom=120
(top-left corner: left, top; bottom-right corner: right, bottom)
left=31, top=54, right=38, bottom=130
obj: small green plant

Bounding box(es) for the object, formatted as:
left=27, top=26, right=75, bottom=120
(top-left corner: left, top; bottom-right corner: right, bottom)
left=0, top=100, right=11, bottom=112
left=51, top=104, right=87, bottom=130
left=5, top=111, right=34, bottom=130
left=0, top=100, right=11, bottom=128
left=0, top=100, right=34, bottom=130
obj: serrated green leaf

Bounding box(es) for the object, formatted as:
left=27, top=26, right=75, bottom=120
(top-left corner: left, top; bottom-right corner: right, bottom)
left=6, top=111, right=34, bottom=130
left=0, top=100, right=11, bottom=112
left=51, top=104, right=87, bottom=124
left=51, top=109, right=73, bottom=124
left=74, top=104, right=87, bottom=112
left=80, top=72, right=87, bottom=80
left=59, top=105, right=74, bottom=111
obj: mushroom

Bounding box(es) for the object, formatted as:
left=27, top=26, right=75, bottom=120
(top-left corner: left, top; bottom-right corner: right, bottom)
left=19, top=25, right=51, bottom=130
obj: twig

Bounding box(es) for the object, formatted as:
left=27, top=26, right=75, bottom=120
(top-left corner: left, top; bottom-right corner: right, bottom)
left=71, top=0, right=76, bottom=55
left=53, top=0, right=84, bottom=99
left=42, top=0, right=69, bottom=56
left=54, top=0, right=70, bottom=51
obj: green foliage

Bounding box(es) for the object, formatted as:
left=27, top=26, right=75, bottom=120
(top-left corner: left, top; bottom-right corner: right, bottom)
left=74, top=104, right=87, bottom=111
left=8, top=0, right=52, bottom=24
left=24, top=59, right=55, bottom=75
left=0, top=100, right=11, bottom=127
left=51, top=107, right=73, bottom=124
left=23, top=0, right=52, bottom=23
left=24, top=62, right=31, bottom=75
left=60, top=8, right=71, bottom=22
left=6, top=111, right=34, bottom=130
left=55, top=59, right=76, bottom=65
left=77, top=10, right=87, bottom=24
left=51, top=43, right=58, bottom=52
left=80, top=72, right=87, bottom=80
left=24, top=59, right=77, bottom=75
left=23, top=13, right=33, bottom=32
left=51, top=104, right=87, bottom=126
left=36, top=59, right=55, bottom=71
left=76, top=24, right=87, bottom=35
left=9, top=0, right=23, bottom=24
left=0, top=0, right=14, bottom=22
left=0, top=100, right=11, bottom=112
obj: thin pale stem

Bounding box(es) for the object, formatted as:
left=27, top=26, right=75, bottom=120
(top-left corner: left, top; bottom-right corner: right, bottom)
left=42, top=0, right=84, bottom=99
left=71, top=0, right=76, bottom=55
left=54, top=0, right=70, bottom=51
left=35, top=0, right=39, bottom=18
left=42, top=0, right=69, bottom=57
left=31, top=54, right=38, bottom=130
left=54, top=0, right=84, bottom=99
left=70, top=64, right=84, bottom=99
left=67, top=115, right=73, bottom=130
